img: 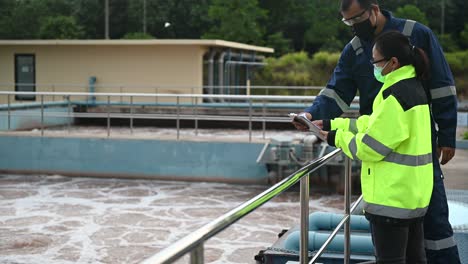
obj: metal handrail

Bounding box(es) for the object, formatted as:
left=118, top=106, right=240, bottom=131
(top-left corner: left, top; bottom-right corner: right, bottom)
left=0, top=91, right=360, bottom=141
left=0, top=82, right=326, bottom=91
left=0, top=91, right=318, bottom=100
left=140, top=148, right=345, bottom=264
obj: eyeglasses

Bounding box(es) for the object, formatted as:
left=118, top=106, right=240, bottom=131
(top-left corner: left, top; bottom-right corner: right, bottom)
left=342, top=9, right=370, bottom=26
left=370, top=58, right=388, bottom=64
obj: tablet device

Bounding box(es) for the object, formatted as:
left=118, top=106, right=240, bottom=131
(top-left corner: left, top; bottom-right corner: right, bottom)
left=289, top=113, right=327, bottom=141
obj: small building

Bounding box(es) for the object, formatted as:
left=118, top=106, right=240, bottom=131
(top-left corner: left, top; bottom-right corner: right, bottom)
left=0, top=39, right=273, bottom=104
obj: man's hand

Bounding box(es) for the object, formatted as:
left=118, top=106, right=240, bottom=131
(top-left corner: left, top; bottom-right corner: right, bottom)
left=312, top=120, right=323, bottom=129
left=292, top=112, right=312, bottom=131
left=437, top=147, right=456, bottom=165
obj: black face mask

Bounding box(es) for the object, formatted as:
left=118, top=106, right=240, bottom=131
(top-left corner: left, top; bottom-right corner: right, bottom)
left=352, top=17, right=376, bottom=41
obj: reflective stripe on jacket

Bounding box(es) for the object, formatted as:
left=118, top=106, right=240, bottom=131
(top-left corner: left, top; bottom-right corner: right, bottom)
left=330, top=65, right=433, bottom=219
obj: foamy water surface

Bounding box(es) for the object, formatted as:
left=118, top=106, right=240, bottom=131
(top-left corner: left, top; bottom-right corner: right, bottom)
left=0, top=174, right=344, bottom=264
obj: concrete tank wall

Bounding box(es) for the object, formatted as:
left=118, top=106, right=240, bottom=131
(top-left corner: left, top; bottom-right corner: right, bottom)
left=0, top=135, right=268, bottom=183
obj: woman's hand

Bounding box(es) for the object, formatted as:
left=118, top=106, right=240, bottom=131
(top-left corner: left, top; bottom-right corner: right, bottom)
left=319, top=130, right=328, bottom=140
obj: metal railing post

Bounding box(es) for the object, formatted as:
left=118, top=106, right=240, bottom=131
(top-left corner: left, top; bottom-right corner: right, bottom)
left=248, top=97, right=252, bottom=142
left=7, top=94, right=11, bottom=130
left=344, top=157, right=352, bottom=264
left=300, top=173, right=310, bottom=264
left=177, top=96, right=180, bottom=140
left=40, top=95, right=44, bottom=136
left=67, top=96, right=71, bottom=134
left=107, top=95, right=110, bottom=137
left=155, top=87, right=158, bottom=105
left=130, top=96, right=134, bottom=134
left=190, top=243, right=204, bottom=264
left=195, top=96, right=198, bottom=136
left=262, top=100, right=266, bottom=139
left=191, top=87, right=194, bottom=105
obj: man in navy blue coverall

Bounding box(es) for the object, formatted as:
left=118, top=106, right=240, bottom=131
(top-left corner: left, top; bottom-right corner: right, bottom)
left=293, top=0, right=460, bottom=263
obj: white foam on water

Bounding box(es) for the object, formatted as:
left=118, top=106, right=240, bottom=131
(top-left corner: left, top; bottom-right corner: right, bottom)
left=0, top=174, right=344, bottom=264
left=19, top=126, right=307, bottom=142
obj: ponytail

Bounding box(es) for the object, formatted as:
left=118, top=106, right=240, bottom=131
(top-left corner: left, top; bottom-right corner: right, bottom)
left=412, top=46, right=430, bottom=80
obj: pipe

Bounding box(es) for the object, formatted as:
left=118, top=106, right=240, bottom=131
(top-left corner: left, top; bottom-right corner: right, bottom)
left=205, top=49, right=218, bottom=103
left=284, top=230, right=374, bottom=254
left=225, top=61, right=266, bottom=96
left=207, top=49, right=217, bottom=94
left=217, top=51, right=227, bottom=101
left=214, top=50, right=266, bottom=99
left=224, top=51, right=265, bottom=97
left=308, top=212, right=370, bottom=232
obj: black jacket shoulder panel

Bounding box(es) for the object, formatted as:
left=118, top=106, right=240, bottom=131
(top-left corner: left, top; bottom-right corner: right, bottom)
left=382, top=78, right=428, bottom=111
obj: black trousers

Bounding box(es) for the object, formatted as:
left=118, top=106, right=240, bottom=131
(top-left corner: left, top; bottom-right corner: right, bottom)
left=366, top=213, right=427, bottom=264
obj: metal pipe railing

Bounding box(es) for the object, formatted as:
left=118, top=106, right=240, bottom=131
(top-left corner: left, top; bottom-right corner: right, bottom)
left=299, top=171, right=310, bottom=263
left=0, top=91, right=318, bottom=100
left=1, top=91, right=342, bottom=142
left=0, top=83, right=327, bottom=92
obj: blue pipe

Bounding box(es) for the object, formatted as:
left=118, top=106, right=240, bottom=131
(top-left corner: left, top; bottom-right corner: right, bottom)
left=309, top=212, right=370, bottom=232
left=284, top=230, right=374, bottom=254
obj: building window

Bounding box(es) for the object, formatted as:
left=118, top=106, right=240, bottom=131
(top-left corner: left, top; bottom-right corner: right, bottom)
left=15, top=54, right=36, bottom=101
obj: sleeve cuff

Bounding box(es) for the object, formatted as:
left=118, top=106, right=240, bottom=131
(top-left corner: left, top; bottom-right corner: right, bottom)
left=327, top=130, right=337, bottom=147
left=322, top=120, right=331, bottom=131
left=437, top=137, right=456, bottom=148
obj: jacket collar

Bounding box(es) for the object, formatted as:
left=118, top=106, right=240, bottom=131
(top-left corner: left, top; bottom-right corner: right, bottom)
left=383, top=65, right=417, bottom=89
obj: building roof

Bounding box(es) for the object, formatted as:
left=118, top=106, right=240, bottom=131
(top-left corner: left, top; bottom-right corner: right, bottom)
left=0, top=39, right=274, bottom=53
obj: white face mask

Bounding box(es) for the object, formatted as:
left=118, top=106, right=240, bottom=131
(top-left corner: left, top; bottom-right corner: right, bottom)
left=373, top=60, right=390, bottom=83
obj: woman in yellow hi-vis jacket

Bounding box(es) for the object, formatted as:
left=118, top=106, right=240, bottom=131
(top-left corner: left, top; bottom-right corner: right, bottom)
left=317, top=31, right=433, bottom=263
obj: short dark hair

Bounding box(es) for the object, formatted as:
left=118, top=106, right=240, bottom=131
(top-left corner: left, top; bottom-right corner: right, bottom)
left=340, top=0, right=378, bottom=12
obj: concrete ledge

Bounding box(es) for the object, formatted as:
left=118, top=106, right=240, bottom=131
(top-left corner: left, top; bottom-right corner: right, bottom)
left=0, top=135, right=268, bottom=183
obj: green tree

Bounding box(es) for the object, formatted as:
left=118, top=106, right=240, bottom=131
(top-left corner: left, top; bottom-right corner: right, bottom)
left=39, top=16, right=84, bottom=39
left=444, top=0, right=468, bottom=39
left=127, top=0, right=211, bottom=39
left=265, top=32, right=292, bottom=56
left=0, top=0, right=73, bottom=39
left=394, top=4, right=428, bottom=26
left=259, top=0, right=308, bottom=51
left=73, top=0, right=129, bottom=39
left=459, top=24, right=468, bottom=49
left=0, top=1, right=16, bottom=38
left=253, top=52, right=314, bottom=89
left=438, top=34, right=460, bottom=52
left=304, top=0, right=348, bottom=53
left=73, top=0, right=104, bottom=39
left=203, top=0, right=267, bottom=44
